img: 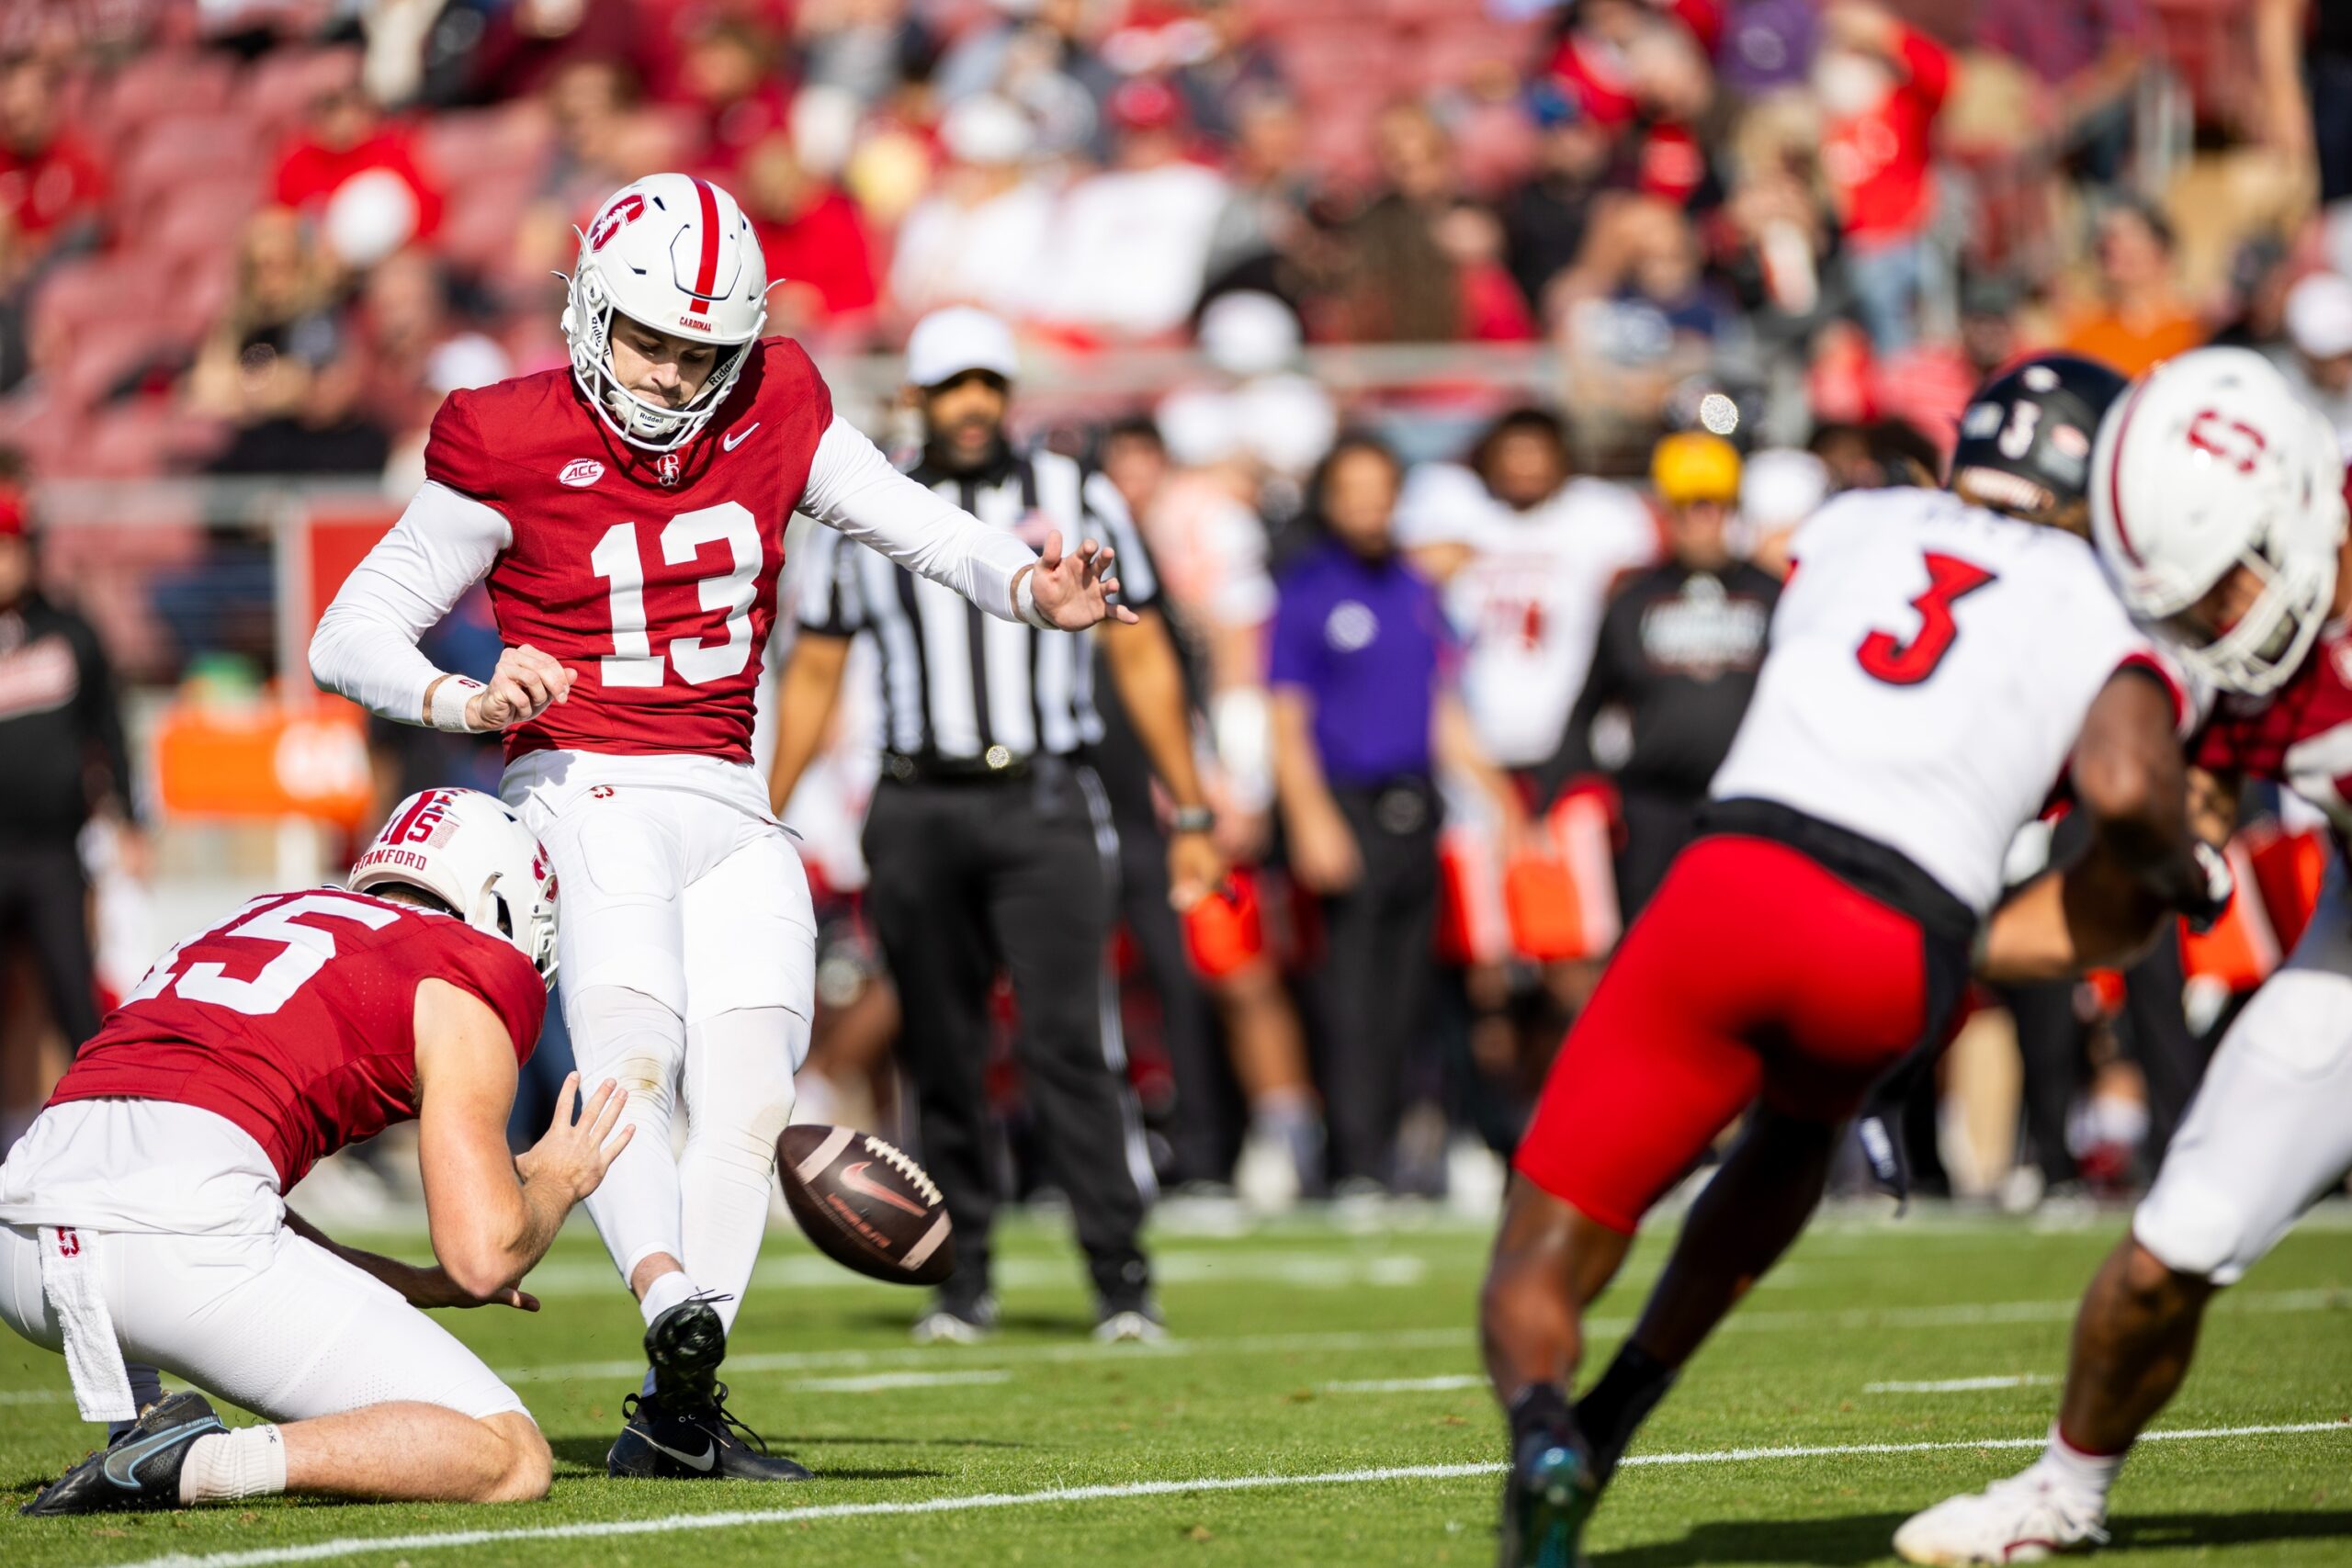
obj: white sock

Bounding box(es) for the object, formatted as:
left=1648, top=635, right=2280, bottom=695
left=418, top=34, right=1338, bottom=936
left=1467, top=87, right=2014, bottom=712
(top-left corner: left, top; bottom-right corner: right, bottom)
left=2032, top=1423, right=2125, bottom=1504
left=678, top=1007, right=801, bottom=1337
left=639, top=1268, right=700, bottom=1327
left=178, top=1425, right=287, bottom=1505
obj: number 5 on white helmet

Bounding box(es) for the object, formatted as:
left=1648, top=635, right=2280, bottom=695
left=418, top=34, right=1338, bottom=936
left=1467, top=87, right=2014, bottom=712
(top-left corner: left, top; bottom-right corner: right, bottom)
left=347, top=788, right=561, bottom=987
left=2090, top=345, right=2348, bottom=695
left=560, top=173, right=769, bottom=454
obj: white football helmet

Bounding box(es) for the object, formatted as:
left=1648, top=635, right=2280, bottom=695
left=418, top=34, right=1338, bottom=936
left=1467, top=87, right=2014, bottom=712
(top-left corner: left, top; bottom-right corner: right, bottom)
left=348, top=787, right=560, bottom=987
left=2090, top=345, right=2347, bottom=695
left=560, top=173, right=768, bottom=453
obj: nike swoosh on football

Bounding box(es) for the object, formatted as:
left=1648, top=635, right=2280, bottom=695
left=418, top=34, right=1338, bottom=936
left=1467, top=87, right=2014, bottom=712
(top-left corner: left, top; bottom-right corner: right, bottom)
left=104, top=1416, right=222, bottom=1488
left=643, top=1435, right=716, bottom=1472
left=722, top=423, right=761, bottom=451
left=838, top=1160, right=931, bottom=1219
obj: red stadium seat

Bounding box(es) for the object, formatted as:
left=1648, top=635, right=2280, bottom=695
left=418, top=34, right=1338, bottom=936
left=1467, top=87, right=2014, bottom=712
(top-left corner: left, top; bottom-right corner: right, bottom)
left=418, top=105, right=556, bottom=190
left=148, top=176, right=267, bottom=268
left=78, top=406, right=229, bottom=479
left=117, top=115, right=266, bottom=220
left=243, top=46, right=364, bottom=141
left=96, top=51, right=236, bottom=144
left=54, top=320, right=164, bottom=412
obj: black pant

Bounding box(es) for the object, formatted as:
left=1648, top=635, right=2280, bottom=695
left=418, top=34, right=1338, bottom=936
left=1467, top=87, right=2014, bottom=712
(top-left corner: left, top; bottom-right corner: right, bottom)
left=861, top=763, right=1152, bottom=1309
left=1615, top=788, right=1702, bottom=922
left=1311, top=783, right=1440, bottom=1186
left=0, top=840, right=102, bottom=1051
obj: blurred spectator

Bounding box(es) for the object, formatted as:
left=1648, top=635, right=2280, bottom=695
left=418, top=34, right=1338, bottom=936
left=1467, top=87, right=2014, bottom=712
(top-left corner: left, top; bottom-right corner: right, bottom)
left=1738, top=444, right=1830, bottom=575
left=1271, top=434, right=1518, bottom=1194
left=1339, top=100, right=1534, bottom=344
left=1975, top=0, right=2147, bottom=187
left=2060, top=197, right=2204, bottom=376
left=934, top=0, right=1115, bottom=160
left=889, top=96, right=1053, bottom=321
left=272, top=70, right=446, bottom=271
left=1716, top=93, right=1837, bottom=354
left=740, top=133, right=876, bottom=334
left=1815, top=0, right=1951, bottom=354
left=514, top=58, right=659, bottom=296
left=1501, top=85, right=1616, bottom=321
left=678, top=19, right=792, bottom=176
left=353, top=247, right=512, bottom=476
left=1544, top=432, right=1777, bottom=917
left=187, top=209, right=386, bottom=474
left=0, top=463, right=137, bottom=1140
left=1559, top=197, right=1721, bottom=418
left=1159, top=0, right=1288, bottom=147
left=0, top=53, right=107, bottom=391
left=2277, top=270, right=2352, bottom=441
left=461, top=0, right=639, bottom=105
left=797, top=0, right=936, bottom=114
left=1203, top=85, right=1317, bottom=299
left=1034, top=79, right=1228, bottom=340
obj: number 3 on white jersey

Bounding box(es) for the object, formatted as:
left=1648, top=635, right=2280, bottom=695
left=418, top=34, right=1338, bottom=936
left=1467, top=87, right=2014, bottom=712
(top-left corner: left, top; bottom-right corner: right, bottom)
left=590, top=502, right=762, bottom=688
left=125, top=895, right=400, bottom=1017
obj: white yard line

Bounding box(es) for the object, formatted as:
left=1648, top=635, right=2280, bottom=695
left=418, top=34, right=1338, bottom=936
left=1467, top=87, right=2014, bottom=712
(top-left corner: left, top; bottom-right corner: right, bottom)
left=1865, top=1374, right=2058, bottom=1394
left=1320, top=1375, right=1483, bottom=1393
left=120, top=1421, right=2352, bottom=1568
left=792, top=1371, right=1012, bottom=1394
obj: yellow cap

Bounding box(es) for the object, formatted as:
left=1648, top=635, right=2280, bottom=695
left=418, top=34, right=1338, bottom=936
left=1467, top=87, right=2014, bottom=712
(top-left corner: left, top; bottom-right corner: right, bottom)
left=1652, top=432, right=1742, bottom=506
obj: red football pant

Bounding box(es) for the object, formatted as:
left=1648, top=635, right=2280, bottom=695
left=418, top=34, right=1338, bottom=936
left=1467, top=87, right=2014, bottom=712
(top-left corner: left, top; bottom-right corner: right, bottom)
left=1515, top=834, right=1936, bottom=1235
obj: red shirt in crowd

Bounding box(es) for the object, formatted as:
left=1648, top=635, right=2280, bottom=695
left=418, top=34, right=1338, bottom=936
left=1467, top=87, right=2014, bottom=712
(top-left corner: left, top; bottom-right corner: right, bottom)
left=1822, top=23, right=1950, bottom=243
left=0, top=130, right=107, bottom=240
left=273, top=125, right=445, bottom=242
left=754, top=188, right=877, bottom=321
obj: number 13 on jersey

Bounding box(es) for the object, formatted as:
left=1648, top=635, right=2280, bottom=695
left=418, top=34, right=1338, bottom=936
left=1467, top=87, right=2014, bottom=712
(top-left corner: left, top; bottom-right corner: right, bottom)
left=588, top=502, right=763, bottom=688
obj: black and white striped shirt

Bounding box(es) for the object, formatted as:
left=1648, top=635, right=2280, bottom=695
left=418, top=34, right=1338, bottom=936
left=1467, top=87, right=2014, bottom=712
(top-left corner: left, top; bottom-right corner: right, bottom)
left=795, top=446, right=1159, bottom=764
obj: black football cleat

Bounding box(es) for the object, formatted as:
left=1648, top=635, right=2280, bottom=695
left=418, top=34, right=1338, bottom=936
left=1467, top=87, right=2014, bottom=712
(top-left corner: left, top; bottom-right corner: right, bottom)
left=641, top=1292, right=730, bottom=1411
left=23, top=1390, right=224, bottom=1516
left=606, top=1383, right=813, bottom=1482
left=1497, top=1421, right=1600, bottom=1568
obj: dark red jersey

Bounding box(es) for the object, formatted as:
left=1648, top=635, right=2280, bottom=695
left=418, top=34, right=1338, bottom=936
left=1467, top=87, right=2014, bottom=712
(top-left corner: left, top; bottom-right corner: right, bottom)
left=2196, top=618, right=2352, bottom=858
left=424, top=338, right=834, bottom=764
left=50, top=890, right=546, bottom=1190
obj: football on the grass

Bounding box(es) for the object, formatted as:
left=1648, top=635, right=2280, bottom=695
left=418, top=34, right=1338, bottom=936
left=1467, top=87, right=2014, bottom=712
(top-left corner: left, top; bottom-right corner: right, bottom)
left=779, top=1124, right=955, bottom=1285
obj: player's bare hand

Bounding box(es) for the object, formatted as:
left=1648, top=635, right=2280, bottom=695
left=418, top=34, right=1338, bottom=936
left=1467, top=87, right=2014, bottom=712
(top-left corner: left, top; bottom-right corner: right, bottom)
left=466, top=644, right=577, bottom=731
left=1166, top=828, right=1227, bottom=912
left=1287, top=800, right=1362, bottom=894
left=1030, top=531, right=1141, bottom=629
left=404, top=1264, right=542, bottom=1313
left=516, top=1073, right=634, bottom=1203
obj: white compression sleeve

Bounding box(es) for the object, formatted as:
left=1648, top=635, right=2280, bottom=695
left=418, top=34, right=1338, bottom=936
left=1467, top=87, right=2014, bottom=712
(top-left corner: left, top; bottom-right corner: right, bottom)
left=308, top=480, right=509, bottom=724
left=797, top=416, right=1038, bottom=624
left=567, top=983, right=695, bottom=1292
left=677, top=1006, right=805, bottom=1335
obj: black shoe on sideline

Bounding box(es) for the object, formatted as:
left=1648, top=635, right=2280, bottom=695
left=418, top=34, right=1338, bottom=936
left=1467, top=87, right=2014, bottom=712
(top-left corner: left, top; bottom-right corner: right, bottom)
left=23, top=1391, right=224, bottom=1516
left=1496, top=1419, right=1599, bottom=1568
left=606, top=1384, right=813, bottom=1482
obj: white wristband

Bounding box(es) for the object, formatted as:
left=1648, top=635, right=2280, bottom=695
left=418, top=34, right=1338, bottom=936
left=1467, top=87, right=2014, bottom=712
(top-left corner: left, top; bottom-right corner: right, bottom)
left=425, top=674, right=486, bottom=733
left=1013, top=569, right=1057, bottom=631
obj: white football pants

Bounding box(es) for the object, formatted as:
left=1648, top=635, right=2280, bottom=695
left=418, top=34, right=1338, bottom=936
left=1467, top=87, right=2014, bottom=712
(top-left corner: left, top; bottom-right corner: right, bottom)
left=505, top=753, right=814, bottom=1328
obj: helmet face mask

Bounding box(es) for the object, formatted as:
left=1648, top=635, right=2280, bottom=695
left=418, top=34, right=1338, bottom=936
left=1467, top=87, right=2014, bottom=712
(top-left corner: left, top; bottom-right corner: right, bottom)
left=560, top=175, right=768, bottom=455
left=2091, top=349, right=2347, bottom=697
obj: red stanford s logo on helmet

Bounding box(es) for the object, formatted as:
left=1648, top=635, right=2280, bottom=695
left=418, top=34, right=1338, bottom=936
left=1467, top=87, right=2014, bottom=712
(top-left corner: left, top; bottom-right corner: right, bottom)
left=559, top=173, right=769, bottom=456
left=349, top=788, right=562, bottom=988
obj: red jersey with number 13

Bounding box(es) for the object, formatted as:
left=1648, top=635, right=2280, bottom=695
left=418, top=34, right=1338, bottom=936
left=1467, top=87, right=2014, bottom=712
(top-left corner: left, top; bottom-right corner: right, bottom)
left=424, top=338, right=833, bottom=763
left=49, top=890, right=547, bottom=1190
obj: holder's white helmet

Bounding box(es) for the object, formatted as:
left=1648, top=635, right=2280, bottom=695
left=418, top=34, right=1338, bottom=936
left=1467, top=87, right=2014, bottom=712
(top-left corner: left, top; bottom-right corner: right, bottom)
left=348, top=787, right=560, bottom=987
left=2090, top=346, right=2347, bottom=696
left=561, top=174, right=768, bottom=453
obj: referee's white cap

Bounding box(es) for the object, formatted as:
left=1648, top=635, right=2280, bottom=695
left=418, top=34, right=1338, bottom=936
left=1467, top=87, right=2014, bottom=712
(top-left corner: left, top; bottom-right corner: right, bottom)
left=906, top=307, right=1020, bottom=389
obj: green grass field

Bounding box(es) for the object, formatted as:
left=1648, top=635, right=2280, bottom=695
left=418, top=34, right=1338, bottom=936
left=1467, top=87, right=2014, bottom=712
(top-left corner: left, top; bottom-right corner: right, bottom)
left=4, top=1201, right=2348, bottom=1567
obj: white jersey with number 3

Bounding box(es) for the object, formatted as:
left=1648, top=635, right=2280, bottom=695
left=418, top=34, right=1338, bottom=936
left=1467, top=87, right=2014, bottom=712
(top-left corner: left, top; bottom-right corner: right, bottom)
left=1709, top=487, right=2172, bottom=917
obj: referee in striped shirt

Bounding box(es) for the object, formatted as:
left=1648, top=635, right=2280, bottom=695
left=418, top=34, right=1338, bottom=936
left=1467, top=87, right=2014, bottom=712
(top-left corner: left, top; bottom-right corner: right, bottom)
left=768, top=309, right=1222, bottom=1345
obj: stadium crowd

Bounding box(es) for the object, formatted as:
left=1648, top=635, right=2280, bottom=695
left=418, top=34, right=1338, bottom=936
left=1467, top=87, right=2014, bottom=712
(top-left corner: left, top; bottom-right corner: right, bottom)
left=1, top=0, right=2348, bottom=1214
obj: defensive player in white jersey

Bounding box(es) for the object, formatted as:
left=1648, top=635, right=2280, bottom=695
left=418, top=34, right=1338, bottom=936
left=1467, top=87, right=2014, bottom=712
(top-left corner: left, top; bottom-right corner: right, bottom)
left=1896, top=350, right=2352, bottom=1563
left=1480, top=355, right=2232, bottom=1567
left=309, top=173, right=1131, bottom=1481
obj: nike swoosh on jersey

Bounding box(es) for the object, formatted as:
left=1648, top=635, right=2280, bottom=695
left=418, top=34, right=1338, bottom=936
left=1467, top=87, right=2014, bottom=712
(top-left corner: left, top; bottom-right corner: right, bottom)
left=642, top=1435, right=717, bottom=1472
left=721, top=423, right=761, bottom=452
left=104, top=1416, right=223, bottom=1489
left=839, top=1159, right=931, bottom=1218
